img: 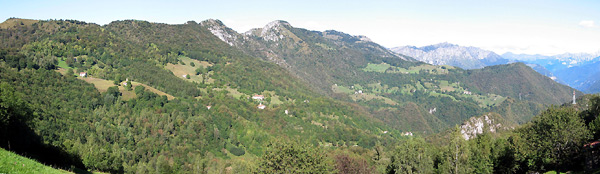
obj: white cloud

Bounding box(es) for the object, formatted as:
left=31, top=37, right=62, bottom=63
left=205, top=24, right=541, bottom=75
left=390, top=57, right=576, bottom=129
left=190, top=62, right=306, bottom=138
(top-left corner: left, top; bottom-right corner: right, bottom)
left=579, top=20, right=595, bottom=28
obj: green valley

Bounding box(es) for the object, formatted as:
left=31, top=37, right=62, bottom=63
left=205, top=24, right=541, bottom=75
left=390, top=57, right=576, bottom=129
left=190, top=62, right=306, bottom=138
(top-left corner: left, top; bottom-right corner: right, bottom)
left=0, top=17, right=596, bottom=174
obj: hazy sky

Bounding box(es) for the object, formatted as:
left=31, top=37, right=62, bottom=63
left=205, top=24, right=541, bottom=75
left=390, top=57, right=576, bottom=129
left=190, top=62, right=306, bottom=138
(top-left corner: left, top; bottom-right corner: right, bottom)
left=2, top=0, right=599, bottom=55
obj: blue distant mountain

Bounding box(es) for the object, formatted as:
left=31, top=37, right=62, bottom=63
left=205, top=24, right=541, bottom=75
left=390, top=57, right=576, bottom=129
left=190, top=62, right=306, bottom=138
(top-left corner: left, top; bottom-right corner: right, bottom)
left=502, top=52, right=600, bottom=93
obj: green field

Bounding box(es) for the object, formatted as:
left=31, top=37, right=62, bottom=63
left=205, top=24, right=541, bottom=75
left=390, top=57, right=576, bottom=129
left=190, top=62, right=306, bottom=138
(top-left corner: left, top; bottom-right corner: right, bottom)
left=79, top=77, right=175, bottom=100
left=264, top=91, right=285, bottom=106
left=400, top=84, right=416, bottom=94
left=397, top=64, right=450, bottom=74
left=362, top=63, right=391, bottom=73
left=166, top=56, right=215, bottom=84
left=57, top=59, right=70, bottom=70
left=0, top=18, right=39, bottom=29
left=366, top=83, right=398, bottom=94
left=225, top=86, right=245, bottom=99
left=438, top=80, right=461, bottom=92
left=331, top=84, right=354, bottom=94
left=350, top=93, right=399, bottom=105
left=0, top=148, right=71, bottom=174
left=467, top=93, right=506, bottom=108
left=363, top=63, right=455, bottom=75
left=429, top=91, right=458, bottom=101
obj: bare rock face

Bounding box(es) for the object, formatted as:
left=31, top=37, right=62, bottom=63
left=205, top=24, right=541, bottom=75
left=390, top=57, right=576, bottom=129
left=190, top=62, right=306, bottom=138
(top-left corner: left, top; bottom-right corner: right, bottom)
left=200, top=19, right=239, bottom=46
left=391, top=42, right=509, bottom=69
left=259, top=20, right=291, bottom=42
left=460, top=113, right=512, bottom=140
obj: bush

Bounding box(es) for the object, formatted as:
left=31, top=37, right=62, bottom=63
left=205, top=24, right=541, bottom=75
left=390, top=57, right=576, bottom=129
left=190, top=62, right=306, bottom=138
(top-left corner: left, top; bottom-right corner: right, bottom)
left=226, top=143, right=245, bottom=156
left=255, top=140, right=333, bottom=173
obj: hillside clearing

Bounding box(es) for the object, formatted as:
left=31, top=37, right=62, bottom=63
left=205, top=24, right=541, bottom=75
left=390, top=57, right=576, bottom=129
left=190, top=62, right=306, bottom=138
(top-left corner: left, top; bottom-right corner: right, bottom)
left=166, top=56, right=215, bottom=84
left=0, top=18, right=39, bottom=29
left=363, top=63, right=455, bottom=74
left=351, top=93, right=398, bottom=105
left=77, top=76, right=175, bottom=100
left=0, top=148, right=71, bottom=174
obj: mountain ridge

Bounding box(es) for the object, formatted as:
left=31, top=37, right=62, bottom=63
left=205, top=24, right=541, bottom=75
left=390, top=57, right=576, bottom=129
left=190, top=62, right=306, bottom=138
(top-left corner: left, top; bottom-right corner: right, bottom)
left=390, top=42, right=510, bottom=69
left=201, top=19, right=579, bottom=133
left=503, top=51, right=600, bottom=93
left=0, top=18, right=585, bottom=173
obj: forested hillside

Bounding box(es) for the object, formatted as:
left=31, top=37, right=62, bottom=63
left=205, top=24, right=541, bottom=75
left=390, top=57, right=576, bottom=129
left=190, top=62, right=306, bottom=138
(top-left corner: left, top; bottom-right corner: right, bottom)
left=203, top=19, right=579, bottom=133
left=0, top=18, right=591, bottom=173
left=0, top=18, right=399, bottom=173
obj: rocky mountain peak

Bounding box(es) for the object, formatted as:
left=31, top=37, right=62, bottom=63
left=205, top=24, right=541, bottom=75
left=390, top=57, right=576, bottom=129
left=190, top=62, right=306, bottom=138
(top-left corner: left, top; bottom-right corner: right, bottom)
left=422, top=42, right=457, bottom=51
left=390, top=42, right=508, bottom=69
left=264, top=20, right=291, bottom=28
left=357, top=35, right=372, bottom=42
left=257, top=20, right=292, bottom=41
left=200, top=19, right=224, bottom=26
left=201, top=19, right=238, bottom=46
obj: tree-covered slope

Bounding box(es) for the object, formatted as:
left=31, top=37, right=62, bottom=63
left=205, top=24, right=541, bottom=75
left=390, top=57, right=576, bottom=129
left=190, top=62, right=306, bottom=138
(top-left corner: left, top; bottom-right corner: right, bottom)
left=0, top=18, right=584, bottom=173
left=465, top=62, right=580, bottom=105
left=201, top=20, right=416, bottom=94
left=584, top=76, right=600, bottom=94
left=553, top=60, right=600, bottom=93
left=204, top=19, right=579, bottom=133
left=0, top=18, right=400, bottom=173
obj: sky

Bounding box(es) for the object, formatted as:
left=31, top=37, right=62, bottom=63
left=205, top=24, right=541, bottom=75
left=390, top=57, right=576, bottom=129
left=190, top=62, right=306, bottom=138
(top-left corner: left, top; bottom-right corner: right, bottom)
left=1, top=0, right=599, bottom=56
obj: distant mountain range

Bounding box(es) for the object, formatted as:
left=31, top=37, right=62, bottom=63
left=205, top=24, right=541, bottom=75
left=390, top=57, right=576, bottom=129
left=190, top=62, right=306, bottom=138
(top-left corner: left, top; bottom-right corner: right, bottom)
left=203, top=19, right=578, bottom=131
left=390, top=42, right=510, bottom=69
left=391, top=42, right=600, bottom=94
left=502, top=52, right=600, bottom=93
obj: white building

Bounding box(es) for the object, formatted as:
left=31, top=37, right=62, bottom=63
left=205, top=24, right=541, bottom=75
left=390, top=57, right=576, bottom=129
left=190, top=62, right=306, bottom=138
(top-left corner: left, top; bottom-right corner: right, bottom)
left=252, top=95, right=264, bottom=100
left=257, top=104, right=266, bottom=110
left=573, top=91, right=577, bottom=105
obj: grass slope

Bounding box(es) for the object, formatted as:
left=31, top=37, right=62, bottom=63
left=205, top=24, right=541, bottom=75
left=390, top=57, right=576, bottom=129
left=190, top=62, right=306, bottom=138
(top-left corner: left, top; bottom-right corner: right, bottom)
left=0, top=18, right=39, bottom=29
left=0, top=148, right=70, bottom=174
left=165, top=59, right=215, bottom=84
left=78, top=76, right=175, bottom=100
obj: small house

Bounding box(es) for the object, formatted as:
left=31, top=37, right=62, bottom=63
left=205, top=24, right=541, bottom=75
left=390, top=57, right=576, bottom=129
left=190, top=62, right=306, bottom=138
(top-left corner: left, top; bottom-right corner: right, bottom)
left=463, top=90, right=472, bottom=95
left=122, top=78, right=129, bottom=86
left=79, top=72, right=87, bottom=77
left=257, top=104, right=266, bottom=110
left=206, top=106, right=212, bottom=110
left=252, top=95, right=264, bottom=100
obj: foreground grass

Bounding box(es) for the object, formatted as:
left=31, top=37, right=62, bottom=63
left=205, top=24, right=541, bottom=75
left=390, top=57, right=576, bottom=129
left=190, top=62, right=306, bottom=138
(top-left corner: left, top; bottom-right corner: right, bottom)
left=0, top=148, right=71, bottom=174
